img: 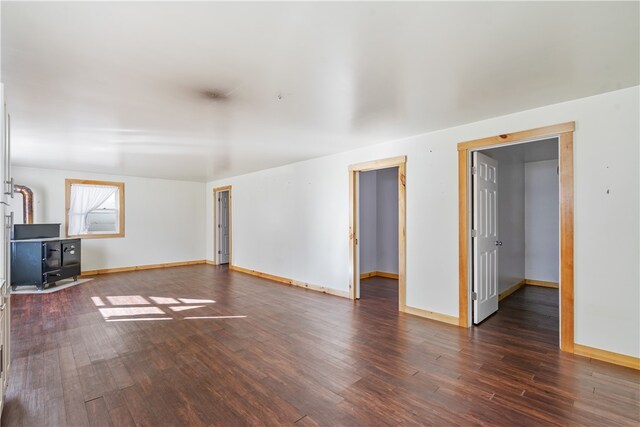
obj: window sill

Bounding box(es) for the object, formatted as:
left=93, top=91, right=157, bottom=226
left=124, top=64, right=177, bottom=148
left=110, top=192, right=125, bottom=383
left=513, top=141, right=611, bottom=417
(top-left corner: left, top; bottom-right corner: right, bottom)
left=67, top=233, right=125, bottom=240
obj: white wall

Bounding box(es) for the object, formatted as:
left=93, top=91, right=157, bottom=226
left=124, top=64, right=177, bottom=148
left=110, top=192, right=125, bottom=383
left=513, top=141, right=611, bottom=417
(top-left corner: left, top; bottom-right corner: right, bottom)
left=206, top=86, right=640, bottom=358
left=10, top=167, right=206, bottom=271
left=376, top=167, right=398, bottom=274
left=525, top=160, right=560, bottom=282
left=358, top=170, right=377, bottom=274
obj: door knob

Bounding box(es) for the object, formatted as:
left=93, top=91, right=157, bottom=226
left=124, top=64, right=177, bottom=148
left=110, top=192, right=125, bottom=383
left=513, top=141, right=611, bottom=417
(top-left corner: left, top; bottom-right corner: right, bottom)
left=495, top=241, right=503, bottom=246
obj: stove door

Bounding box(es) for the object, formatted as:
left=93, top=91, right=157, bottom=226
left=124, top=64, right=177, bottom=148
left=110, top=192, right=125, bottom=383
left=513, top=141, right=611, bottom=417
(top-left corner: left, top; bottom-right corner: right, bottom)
left=43, top=241, right=61, bottom=272
left=61, top=241, right=80, bottom=267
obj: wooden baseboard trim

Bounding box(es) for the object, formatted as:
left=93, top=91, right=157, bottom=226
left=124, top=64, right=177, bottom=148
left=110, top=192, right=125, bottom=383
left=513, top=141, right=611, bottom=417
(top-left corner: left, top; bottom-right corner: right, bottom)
left=498, top=279, right=559, bottom=302
left=402, top=305, right=459, bottom=326
left=499, top=279, right=526, bottom=302
left=360, top=271, right=400, bottom=280
left=81, top=260, right=207, bottom=276
left=574, top=343, right=640, bottom=370
left=230, top=264, right=289, bottom=285
left=525, top=279, right=559, bottom=288
left=375, top=271, right=399, bottom=279
left=230, top=265, right=350, bottom=299
left=205, top=260, right=216, bottom=265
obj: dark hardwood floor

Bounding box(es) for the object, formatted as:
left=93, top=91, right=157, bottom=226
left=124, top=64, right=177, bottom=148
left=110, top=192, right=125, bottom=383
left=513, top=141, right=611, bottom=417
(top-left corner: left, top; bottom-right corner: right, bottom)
left=2, top=266, right=639, bottom=426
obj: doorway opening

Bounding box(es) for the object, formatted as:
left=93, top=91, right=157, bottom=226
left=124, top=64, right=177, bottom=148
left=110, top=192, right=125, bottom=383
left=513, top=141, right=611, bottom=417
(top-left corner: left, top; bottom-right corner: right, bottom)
left=472, top=138, right=560, bottom=342
left=349, top=156, right=406, bottom=312
left=358, top=167, right=399, bottom=307
left=458, top=122, right=575, bottom=352
left=213, top=186, right=232, bottom=266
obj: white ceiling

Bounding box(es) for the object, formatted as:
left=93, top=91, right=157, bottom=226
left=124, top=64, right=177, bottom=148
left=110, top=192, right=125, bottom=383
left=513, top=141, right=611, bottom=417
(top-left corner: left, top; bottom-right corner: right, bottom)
left=2, top=2, right=638, bottom=182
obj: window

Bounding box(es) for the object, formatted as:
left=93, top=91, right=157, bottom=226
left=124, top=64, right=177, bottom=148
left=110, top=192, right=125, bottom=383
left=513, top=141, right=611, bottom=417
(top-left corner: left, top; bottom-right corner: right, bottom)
left=65, top=179, right=125, bottom=238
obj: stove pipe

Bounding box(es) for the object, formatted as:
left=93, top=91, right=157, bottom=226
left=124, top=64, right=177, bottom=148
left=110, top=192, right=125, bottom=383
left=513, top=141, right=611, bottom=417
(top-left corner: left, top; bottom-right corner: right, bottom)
left=14, top=184, right=34, bottom=224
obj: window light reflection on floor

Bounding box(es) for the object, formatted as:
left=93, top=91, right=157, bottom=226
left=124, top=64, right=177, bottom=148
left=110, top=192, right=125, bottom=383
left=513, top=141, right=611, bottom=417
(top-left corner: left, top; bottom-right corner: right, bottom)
left=149, top=296, right=180, bottom=305
left=178, top=298, right=215, bottom=304
left=106, top=295, right=150, bottom=305
left=184, top=316, right=247, bottom=320
left=99, top=306, right=164, bottom=318
left=169, top=305, right=205, bottom=312
left=91, top=295, right=240, bottom=322
left=91, top=296, right=105, bottom=307
left=106, top=317, right=173, bottom=322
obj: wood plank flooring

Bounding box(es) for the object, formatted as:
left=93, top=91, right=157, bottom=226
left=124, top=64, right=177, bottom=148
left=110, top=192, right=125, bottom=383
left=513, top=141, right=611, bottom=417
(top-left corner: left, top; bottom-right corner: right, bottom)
left=2, top=265, right=639, bottom=426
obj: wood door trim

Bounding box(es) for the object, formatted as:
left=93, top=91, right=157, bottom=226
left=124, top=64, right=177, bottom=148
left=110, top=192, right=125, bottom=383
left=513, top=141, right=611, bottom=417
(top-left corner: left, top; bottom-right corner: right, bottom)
left=348, top=156, right=407, bottom=313
left=559, top=132, right=574, bottom=353
left=458, top=122, right=575, bottom=151
left=349, top=156, right=407, bottom=172
left=457, top=150, right=469, bottom=327
left=213, top=186, right=232, bottom=266
left=457, top=123, right=575, bottom=353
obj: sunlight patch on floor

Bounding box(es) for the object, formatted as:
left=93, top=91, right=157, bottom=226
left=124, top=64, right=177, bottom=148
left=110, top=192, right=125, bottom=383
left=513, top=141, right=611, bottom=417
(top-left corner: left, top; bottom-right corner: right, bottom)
left=91, top=296, right=106, bottom=307
left=149, top=296, right=180, bottom=305
left=106, top=295, right=150, bottom=305
left=91, top=294, right=239, bottom=322
left=99, top=307, right=164, bottom=318
left=183, top=315, right=247, bottom=320
left=105, top=317, right=172, bottom=322
left=169, top=305, right=205, bottom=312
left=178, top=298, right=215, bottom=304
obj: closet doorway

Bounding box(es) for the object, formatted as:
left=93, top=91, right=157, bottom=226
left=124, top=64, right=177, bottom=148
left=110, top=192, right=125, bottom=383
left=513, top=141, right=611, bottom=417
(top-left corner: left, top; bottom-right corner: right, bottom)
left=458, top=122, right=575, bottom=352
left=349, top=156, right=406, bottom=312
left=213, top=186, right=232, bottom=265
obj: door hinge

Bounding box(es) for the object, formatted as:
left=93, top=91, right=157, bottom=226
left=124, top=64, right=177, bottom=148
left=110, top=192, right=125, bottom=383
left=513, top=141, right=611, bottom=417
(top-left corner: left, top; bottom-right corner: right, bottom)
left=472, top=292, right=478, bottom=301
left=471, top=166, right=477, bottom=175
left=218, top=224, right=221, bottom=228
left=471, top=229, right=477, bottom=238
left=218, top=250, right=221, bottom=254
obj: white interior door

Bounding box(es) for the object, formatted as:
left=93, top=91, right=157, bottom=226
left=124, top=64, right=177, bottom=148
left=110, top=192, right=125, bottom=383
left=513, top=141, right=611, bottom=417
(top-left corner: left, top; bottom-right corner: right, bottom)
left=355, top=173, right=361, bottom=299
left=0, top=303, right=4, bottom=408
left=218, top=191, right=230, bottom=264
left=473, top=151, right=499, bottom=324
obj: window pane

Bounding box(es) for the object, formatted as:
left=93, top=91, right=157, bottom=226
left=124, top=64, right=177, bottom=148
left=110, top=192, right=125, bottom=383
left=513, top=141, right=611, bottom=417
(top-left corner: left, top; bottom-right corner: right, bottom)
left=86, top=210, right=118, bottom=233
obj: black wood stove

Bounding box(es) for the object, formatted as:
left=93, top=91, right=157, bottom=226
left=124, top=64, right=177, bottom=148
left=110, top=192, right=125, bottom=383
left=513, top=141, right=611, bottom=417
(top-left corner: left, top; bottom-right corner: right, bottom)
left=11, top=224, right=81, bottom=291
